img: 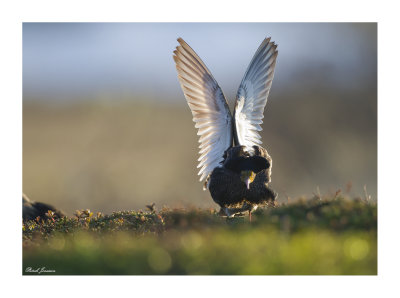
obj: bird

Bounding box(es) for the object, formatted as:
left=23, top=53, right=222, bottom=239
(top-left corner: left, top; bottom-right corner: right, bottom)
left=23, top=193, right=65, bottom=221
left=173, top=37, right=278, bottom=219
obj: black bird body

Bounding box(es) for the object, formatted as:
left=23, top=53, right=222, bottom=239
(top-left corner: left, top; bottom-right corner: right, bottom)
left=173, top=37, right=278, bottom=217
left=209, top=146, right=276, bottom=216
left=23, top=194, right=65, bottom=221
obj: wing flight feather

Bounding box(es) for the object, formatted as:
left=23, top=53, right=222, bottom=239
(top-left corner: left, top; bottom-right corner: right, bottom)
left=233, top=38, right=278, bottom=148
left=173, top=38, right=233, bottom=182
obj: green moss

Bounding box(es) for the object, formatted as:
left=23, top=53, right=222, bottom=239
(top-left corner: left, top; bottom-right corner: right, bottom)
left=23, top=197, right=377, bottom=275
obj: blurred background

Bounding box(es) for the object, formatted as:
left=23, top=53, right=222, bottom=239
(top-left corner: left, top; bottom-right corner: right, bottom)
left=23, top=23, right=377, bottom=215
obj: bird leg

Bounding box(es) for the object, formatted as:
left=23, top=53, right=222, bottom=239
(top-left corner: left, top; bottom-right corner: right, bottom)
left=249, top=210, right=252, bottom=222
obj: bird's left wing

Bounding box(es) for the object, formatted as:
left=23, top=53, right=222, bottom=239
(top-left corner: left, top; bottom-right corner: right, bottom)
left=173, top=38, right=233, bottom=182
left=233, top=38, right=278, bottom=148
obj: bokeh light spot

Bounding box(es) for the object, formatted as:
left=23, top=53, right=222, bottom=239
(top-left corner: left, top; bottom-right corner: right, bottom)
left=147, top=247, right=172, bottom=273
left=345, top=238, right=369, bottom=260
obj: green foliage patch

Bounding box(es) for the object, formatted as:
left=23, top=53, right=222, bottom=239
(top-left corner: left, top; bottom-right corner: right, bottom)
left=23, top=197, right=377, bottom=275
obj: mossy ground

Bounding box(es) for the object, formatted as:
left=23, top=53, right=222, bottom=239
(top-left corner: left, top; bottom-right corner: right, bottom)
left=23, top=197, right=377, bottom=275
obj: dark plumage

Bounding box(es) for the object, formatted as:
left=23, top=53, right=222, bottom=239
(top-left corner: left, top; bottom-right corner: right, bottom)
left=208, top=146, right=276, bottom=216
left=23, top=194, right=65, bottom=221
left=173, top=37, right=278, bottom=217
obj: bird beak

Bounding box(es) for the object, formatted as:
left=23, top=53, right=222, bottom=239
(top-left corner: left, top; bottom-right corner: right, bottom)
left=245, top=178, right=251, bottom=189
left=240, top=170, right=256, bottom=189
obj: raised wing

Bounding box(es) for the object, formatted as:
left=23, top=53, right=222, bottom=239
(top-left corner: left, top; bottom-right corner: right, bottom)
left=173, top=38, right=233, bottom=182
left=233, top=37, right=278, bottom=148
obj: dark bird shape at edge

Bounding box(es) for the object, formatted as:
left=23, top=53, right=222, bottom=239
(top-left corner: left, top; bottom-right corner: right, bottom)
left=23, top=193, right=65, bottom=221
left=173, top=37, right=279, bottom=218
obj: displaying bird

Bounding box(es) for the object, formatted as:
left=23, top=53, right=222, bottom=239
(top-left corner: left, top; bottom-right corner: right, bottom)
left=173, top=37, right=278, bottom=219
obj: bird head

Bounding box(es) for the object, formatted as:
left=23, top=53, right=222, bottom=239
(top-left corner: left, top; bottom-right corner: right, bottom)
left=240, top=170, right=256, bottom=189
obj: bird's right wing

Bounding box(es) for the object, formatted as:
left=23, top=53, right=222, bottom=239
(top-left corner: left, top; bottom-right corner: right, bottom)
left=173, top=38, right=233, bottom=182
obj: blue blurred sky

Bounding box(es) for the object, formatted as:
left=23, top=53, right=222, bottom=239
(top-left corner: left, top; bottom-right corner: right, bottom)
left=23, top=23, right=376, bottom=101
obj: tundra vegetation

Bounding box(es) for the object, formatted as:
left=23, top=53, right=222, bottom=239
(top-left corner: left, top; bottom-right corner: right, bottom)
left=23, top=196, right=377, bottom=275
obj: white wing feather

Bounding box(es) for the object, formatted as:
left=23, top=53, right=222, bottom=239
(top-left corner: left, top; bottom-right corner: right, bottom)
left=234, top=38, right=278, bottom=149
left=173, top=38, right=233, bottom=182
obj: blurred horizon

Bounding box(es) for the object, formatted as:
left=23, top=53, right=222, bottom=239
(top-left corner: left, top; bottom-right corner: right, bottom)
left=23, top=22, right=376, bottom=102
left=23, top=23, right=377, bottom=214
